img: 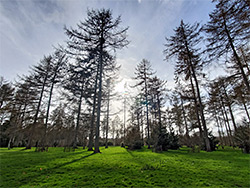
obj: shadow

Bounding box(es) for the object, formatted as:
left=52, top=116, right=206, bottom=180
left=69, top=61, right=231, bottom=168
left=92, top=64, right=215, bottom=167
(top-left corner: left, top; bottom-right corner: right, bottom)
left=50, top=153, right=95, bottom=170
left=126, top=149, right=146, bottom=166
left=17, top=152, right=95, bottom=187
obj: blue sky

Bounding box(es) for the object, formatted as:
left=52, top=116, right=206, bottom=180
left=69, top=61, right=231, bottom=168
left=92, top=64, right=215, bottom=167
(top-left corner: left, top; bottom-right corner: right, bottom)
left=0, top=0, right=215, bottom=88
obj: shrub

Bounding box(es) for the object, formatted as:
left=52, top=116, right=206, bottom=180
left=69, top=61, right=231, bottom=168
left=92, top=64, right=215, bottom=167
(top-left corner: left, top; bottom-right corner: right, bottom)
left=125, top=127, right=143, bottom=150
left=234, top=119, right=250, bottom=154
left=107, top=141, right=113, bottom=146
left=185, top=132, right=219, bottom=151
left=207, top=132, right=219, bottom=151
left=155, top=127, right=180, bottom=152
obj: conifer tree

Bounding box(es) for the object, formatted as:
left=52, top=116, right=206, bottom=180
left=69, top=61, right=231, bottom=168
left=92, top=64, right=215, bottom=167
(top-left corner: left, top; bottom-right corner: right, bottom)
left=204, top=0, right=250, bottom=91
left=65, top=9, right=128, bottom=153
left=164, top=20, right=211, bottom=151
left=133, top=59, right=155, bottom=149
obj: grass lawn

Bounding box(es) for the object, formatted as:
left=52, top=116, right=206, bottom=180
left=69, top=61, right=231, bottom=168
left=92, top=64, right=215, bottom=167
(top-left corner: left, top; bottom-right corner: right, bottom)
left=0, top=146, right=249, bottom=187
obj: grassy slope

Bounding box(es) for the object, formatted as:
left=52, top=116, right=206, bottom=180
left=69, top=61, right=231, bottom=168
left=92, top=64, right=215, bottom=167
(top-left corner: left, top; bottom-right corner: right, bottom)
left=0, top=146, right=249, bottom=187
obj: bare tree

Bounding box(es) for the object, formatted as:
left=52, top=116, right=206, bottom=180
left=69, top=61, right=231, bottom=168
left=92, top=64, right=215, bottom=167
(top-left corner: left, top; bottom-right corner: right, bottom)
left=133, top=59, right=155, bottom=149
left=164, top=20, right=211, bottom=151
left=65, top=9, right=129, bottom=153
left=204, top=0, right=250, bottom=91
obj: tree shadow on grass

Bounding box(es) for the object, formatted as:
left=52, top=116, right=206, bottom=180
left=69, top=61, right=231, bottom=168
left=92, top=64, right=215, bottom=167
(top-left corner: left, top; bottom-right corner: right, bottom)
left=163, top=148, right=250, bottom=163
left=17, top=153, right=95, bottom=187
left=49, top=153, right=95, bottom=170
left=126, top=149, right=148, bottom=166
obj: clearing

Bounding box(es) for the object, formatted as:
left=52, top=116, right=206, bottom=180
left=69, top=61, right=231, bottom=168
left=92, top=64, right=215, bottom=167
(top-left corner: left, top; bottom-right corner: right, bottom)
left=0, top=146, right=249, bottom=187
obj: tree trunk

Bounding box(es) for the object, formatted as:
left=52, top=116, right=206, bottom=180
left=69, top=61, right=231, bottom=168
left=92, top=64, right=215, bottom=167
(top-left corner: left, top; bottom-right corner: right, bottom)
left=180, top=97, right=189, bottom=138
left=42, top=71, right=57, bottom=150
left=141, top=109, right=144, bottom=142
left=220, top=108, right=232, bottom=146
left=242, top=98, right=250, bottom=122
left=214, top=110, right=222, bottom=145
left=240, top=47, right=250, bottom=74
left=221, top=98, right=234, bottom=146
left=157, top=93, right=162, bottom=130
left=222, top=85, right=237, bottom=130
left=123, top=95, right=126, bottom=142
left=189, top=75, right=203, bottom=139
left=87, top=64, right=99, bottom=151
left=192, top=70, right=211, bottom=151
left=223, top=16, right=250, bottom=91
left=219, top=119, right=226, bottom=146
left=145, top=82, right=150, bottom=149
left=105, top=79, right=110, bottom=149
left=8, top=137, right=14, bottom=150
left=73, top=82, right=84, bottom=149
left=184, top=33, right=210, bottom=151
left=94, top=35, right=104, bottom=153
left=26, top=73, right=48, bottom=149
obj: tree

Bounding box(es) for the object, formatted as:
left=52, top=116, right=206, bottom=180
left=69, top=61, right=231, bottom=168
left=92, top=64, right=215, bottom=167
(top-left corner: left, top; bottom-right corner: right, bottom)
left=65, top=9, right=129, bottom=153
left=133, top=59, right=155, bottom=149
left=0, top=77, right=14, bottom=125
left=41, top=50, right=67, bottom=150
left=63, top=56, right=92, bottom=148
left=234, top=118, right=250, bottom=153
left=207, top=77, right=238, bottom=146
left=169, top=92, right=184, bottom=136
left=111, top=115, right=122, bottom=146
left=0, top=77, right=14, bottom=147
left=204, top=0, right=250, bottom=91
left=24, top=55, right=53, bottom=149
left=164, top=20, right=211, bottom=151
left=9, top=76, right=39, bottom=148
left=148, top=76, right=166, bottom=131
left=233, top=83, right=250, bottom=122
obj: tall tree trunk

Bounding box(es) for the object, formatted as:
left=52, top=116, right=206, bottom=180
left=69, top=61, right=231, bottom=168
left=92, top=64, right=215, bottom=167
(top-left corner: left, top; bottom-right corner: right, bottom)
left=87, top=64, right=99, bottom=151
left=157, top=93, right=162, bottom=130
left=145, top=81, right=150, bottom=149
left=222, top=85, right=237, bottom=130
left=214, top=110, right=222, bottom=145
left=123, top=95, right=126, bottom=141
left=180, top=97, right=189, bottom=138
left=189, top=75, right=203, bottom=139
left=221, top=98, right=234, bottom=146
left=141, top=108, right=144, bottom=142
left=94, top=35, right=104, bottom=153
left=42, top=71, right=57, bottom=150
left=191, top=68, right=211, bottom=151
left=220, top=108, right=232, bottom=146
left=242, top=98, right=250, bottom=122
left=136, top=104, right=141, bottom=134
left=184, top=34, right=210, bottom=151
left=105, top=79, right=110, bottom=149
left=218, top=117, right=225, bottom=146
left=73, top=82, right=84, bottom=148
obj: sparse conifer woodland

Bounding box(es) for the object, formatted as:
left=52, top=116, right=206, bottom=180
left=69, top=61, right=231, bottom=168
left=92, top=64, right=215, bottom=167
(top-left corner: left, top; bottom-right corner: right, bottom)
left=0, top=0, right=249, bottom=187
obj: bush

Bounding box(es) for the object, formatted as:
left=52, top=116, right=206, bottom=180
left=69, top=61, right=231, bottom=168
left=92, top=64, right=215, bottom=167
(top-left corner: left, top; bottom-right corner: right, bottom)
left=107, top=141, right=113, bottom=146
left=185, top=132, right=219, bottom=152
left=234, top=119, right=250, bottom=154
left=207, top=132, right=219, bottom=151
left=131, top=140, right=144, bottom=149
left=155, top=127, right=180, bottom=152
left=125, top=127, right=143, bottom=150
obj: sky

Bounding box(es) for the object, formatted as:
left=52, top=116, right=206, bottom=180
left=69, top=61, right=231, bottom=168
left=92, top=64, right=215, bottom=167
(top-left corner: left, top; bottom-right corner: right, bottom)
left=0, top=0, right=216, bottom=87
left=0, top=0, right=230, bottom=135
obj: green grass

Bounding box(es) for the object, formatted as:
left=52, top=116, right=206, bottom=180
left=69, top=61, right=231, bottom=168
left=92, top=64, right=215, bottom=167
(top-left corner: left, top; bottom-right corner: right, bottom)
left=0, top=146, right=249, bottom=187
